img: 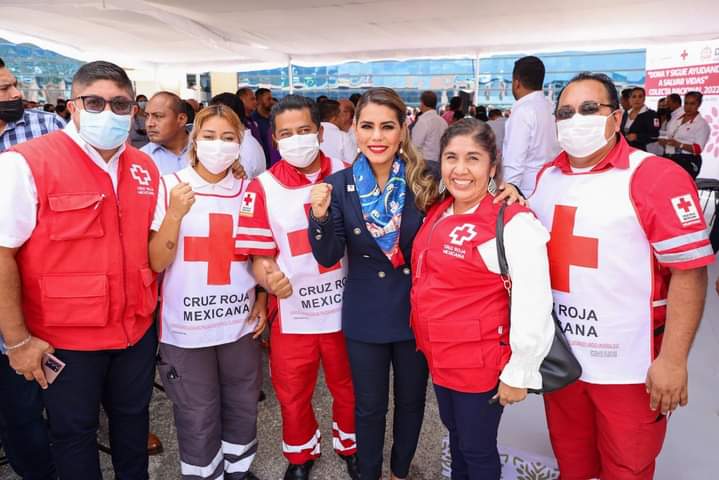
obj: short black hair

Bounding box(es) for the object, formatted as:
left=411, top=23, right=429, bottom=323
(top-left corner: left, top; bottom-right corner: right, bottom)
left=667, top=93, right=682, bottom=106
left=316, top=95, right=329, bottom=103
left=150, top=91, right=184, bottom=115
left=318, top=99, right=340, bottom=122
left=513, top=56, right=545, bottom=91
left=236, top=87, right=253, bottom=97
left=71, top=60, right=134, bottom=98
left=420, top=90, right=437, bottom=109
left=448, top=96, right=462, bottom=111
left=686, top=91, right=703, bottom=105
left=621, top=88, right=633, bottom=100
left=631, top=86, right=646, bottom=96
left=0, top=57, right=5, bottom=68
left=181, top=100, right=195, bottom=125
left=270, top=95, right=320, bottom=133
left=211, top=92, right=246, bottom=123
left=349, top=93, right=361, bottom=106
left=255, top=87, right=271, bottom=99
left=136, top=94, right=148, bottom=102
left=558, top=72, right=620, bottom=111
left=488, top=109, right=503, bottom=119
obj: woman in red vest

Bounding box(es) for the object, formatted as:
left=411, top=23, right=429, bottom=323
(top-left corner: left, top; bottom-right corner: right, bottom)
left=410, top=118, right=555, bottom=479
left=148, top=105, right=266, bottom=480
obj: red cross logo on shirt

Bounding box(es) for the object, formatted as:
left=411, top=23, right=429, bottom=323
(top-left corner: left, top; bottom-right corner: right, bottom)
left=676, top=197, right=693, bottom=212
left=448, top=224, right=478, bottom=246
left=547, top=205, right=598, bottom=293
left=130, top=164, right=151, bottom=186
left=243, top=193, right=253, bottom=206
left=287, top=204, right=341, bottom=274
left=184, top=213, right=244, bottom=285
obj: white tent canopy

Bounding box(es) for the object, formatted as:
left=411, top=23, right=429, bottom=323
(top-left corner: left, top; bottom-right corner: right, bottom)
left=2, top=0, right=719, bottom=72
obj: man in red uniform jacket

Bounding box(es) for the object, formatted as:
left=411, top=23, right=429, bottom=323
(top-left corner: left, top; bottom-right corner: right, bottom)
left=0, top=61, right=160, bottom=480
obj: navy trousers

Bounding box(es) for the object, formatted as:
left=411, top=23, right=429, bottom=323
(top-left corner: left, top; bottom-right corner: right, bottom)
left=42, top=326, right=157, bottom=480
left=0, top=354, right=56, bottom=479
left=345, top=338, right=428, bottom=480
left=434, top=384, right=504, bottom=480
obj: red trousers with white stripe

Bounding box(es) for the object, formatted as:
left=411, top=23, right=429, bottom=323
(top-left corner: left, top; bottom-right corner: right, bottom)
left=270, top=320, right=356, bottom=464
left=544, top=381, right=667, bottom=480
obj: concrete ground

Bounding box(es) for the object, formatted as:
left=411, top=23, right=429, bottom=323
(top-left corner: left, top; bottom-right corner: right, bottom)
left=0, top=357, right=447, bottom=480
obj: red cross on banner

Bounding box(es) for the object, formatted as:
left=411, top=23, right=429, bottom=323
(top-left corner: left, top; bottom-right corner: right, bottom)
left=184, top=213, right=244, bottom=285
left=547, top=205, right=598, bottom=293
left=287, top=203, right=341, bottom=274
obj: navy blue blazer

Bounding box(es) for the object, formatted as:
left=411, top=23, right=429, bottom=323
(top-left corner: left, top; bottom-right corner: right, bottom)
left=308, top=167, right=425, bottom=343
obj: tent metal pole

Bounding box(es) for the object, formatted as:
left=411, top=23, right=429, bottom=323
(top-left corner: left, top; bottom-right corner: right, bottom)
left=288, top=57, right=294, bottom=94
left=474, top=53, right=481, bottom=106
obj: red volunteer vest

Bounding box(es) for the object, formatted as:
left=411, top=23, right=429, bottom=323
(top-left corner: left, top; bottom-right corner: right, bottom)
left=411, top=196, right=526, bottom=393
left=12, top=131, right=159, bottom=351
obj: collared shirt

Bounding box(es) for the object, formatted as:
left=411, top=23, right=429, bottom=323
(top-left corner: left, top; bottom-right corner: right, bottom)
left=539, top=135, right=713, bottom=270
left=240, top=133, right=267, bottom=179
left=622, top=105, right=648, bottom=134
left=0, top=122, right=125, bottom=248
left=0, top=109, right=65, bottom=152
left=502, top=90, right=560, bottom=194
left=487, top=117, right=506, bottom=153
left=665, top=114, right=711, bottom=155
left=141, top=140, right=190, bottom=175
left=320, top=121, right=356, bottom=164
left=151, top=166, right=240, bottom=231
left=411, top=110, right=448, bottom=162
left=661, top=107, right=684, bottom=136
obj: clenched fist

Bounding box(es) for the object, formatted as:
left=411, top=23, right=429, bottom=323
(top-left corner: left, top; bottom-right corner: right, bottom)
left=168, top=182, right=195, bottom=221
left=263, top=260, right=293, bottom=299
left=310, top=183, right=333, bottom=220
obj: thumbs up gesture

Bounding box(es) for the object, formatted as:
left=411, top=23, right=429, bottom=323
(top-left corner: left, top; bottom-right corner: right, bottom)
left=310, top=183, right=333, bottom=220
left=263, top=260, right=293, bottom=299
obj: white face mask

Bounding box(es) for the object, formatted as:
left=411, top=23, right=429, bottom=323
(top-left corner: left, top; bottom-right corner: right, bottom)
left=557, top=113, right=613, bottom=158
left=195, top=140, right=240, bottom=174
left=277, top=133, right=320, bottom=168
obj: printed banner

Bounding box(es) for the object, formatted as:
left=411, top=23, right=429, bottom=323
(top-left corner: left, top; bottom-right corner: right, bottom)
left=645, top=41, right=719, bottom=178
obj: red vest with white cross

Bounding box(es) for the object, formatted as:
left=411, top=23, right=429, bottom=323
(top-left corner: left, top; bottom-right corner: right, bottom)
left=158, top=168, right=257, bottom=348
left=11, top=131, right=159, bottom=351
left=530, top=149, right=655, bottom=384
left=257, top=158, right=348, bottom=334
left=410, top=196, right=526, bottom=393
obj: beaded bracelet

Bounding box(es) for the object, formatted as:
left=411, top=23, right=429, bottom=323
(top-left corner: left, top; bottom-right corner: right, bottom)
left=3, top=336, right=32, bottom=352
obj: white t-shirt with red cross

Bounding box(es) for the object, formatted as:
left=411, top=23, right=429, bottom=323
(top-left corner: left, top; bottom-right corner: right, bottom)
left=529, top=136, right=714, bottom=384
left=152, top=166, right=257, bottom=348
left=235, top=153, right=349, bottom=334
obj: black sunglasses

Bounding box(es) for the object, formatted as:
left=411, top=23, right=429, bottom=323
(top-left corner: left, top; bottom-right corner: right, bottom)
left=556, top=100, right=617, bottom=121
left=70, top=95, right=135, bottom=115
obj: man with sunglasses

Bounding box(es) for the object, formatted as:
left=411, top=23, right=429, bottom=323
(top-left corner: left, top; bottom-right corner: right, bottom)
left=0, top=60, right=160, bottom=480
left=529, top=72, right=712, bottom=479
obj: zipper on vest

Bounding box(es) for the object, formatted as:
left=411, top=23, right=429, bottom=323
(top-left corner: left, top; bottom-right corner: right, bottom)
left=412, top=215, right=450, bottom=327
left=110, top=188, right=131, bottom=347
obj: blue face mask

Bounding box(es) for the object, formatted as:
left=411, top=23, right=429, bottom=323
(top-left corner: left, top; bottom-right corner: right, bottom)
left=78, top=109, right=131, bottom=150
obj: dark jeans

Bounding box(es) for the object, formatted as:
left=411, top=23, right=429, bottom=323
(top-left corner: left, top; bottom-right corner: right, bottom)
left=345, top=338, right=428, bottom=479
left=434, top=384, right=504, bottom=480
left=42, top=326, right=157, bottom=480
left=0, top=354, right=56, bottom=479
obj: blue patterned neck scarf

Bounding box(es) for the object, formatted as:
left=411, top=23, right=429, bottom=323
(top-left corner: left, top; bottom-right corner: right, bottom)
left=353, top=154, right=407, bottom=267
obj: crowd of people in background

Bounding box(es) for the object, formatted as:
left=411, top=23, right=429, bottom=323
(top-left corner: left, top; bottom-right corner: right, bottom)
left=0, top=52, right=716, bottom=480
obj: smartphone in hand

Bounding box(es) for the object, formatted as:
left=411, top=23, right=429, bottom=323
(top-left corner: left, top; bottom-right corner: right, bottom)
left=42, top=353, right=65, bottom=384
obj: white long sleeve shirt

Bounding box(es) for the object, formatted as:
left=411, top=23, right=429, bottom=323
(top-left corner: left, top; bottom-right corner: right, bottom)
left=411, top=109, right=448, bottom=162
left=502, top=91, right=560, bottom=195
left=442, top=205, right=555, bottom=389
left=320, top=122, right=356, bottom=164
